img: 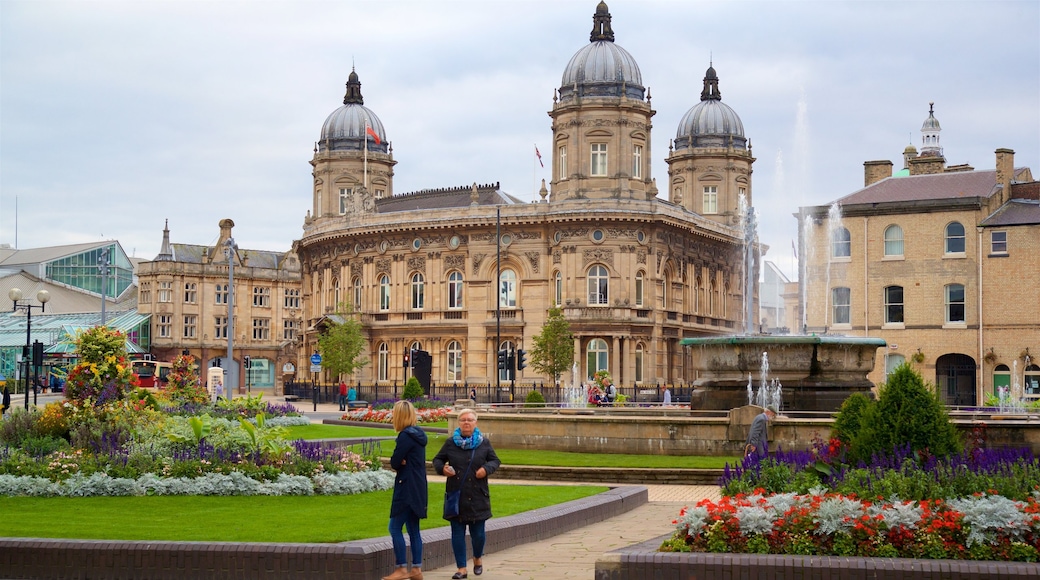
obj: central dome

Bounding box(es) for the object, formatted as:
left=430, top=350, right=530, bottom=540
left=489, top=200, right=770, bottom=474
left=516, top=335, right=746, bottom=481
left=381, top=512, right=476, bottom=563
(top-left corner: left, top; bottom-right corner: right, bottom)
left=318, top=69, right=388, bottom=154
left=559, top=2, right=644, bottom=101
left=674, top=65, right=746, bottom=150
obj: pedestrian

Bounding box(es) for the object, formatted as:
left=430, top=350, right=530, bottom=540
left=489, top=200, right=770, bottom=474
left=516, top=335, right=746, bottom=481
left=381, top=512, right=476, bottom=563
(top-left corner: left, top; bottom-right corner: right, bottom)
left=662, top=387, right=672, bottom=406
left=338, top=381, right=348, bottom=411
left=1, top=385, right=10, bottom=416
left=744, top=405, right=777, bottom=459
left=469, top=387, right=477, bottom=403
left=605, top=382, right=617, bottom=404
left=347, top=384, right=358, bottom=407
left=214, top=379, right=224, bottom=401
left=385, top=400, right=428, bottom=580
left=433, top=408, right=501, bottom=579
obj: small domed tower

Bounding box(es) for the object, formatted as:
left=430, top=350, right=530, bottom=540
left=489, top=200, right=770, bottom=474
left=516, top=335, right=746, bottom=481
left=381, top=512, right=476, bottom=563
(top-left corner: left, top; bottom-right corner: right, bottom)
left=666, top=63, right=755, bottom=226
left=919, top=101, right=942, bottom=157
left=309, top=69, right=396, bottom=221
left=549, top=1, right=655, bottom=202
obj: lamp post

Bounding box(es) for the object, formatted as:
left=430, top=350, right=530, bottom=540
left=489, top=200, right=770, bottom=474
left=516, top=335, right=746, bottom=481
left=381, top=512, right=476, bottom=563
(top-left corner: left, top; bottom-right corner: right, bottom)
left=98, top=247, right=110, bottom=326
left=8, top=288, right=50, bottom=410
left=224, top=237, right=237, bottom=400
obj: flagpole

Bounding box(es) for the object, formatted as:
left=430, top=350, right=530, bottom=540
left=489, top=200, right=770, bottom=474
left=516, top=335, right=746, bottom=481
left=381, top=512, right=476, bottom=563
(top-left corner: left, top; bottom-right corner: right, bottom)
left=533, top=143, right=537, bottom=203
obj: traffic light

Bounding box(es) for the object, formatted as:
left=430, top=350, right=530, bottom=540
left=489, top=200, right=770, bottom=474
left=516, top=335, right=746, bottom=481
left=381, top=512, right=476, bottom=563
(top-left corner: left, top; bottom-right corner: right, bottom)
left=244, top=355, right=251, bottom=369
left=497, top=349, right=509, bottom=371
left=403, top=352, right=410, bottom=367
left=516, top=348, right=527, bottom=371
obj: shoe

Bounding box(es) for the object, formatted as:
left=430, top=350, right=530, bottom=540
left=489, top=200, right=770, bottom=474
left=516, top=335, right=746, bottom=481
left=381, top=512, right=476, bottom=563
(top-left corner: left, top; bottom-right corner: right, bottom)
left=451, top=573, right=467, bottom=579
left=409, top=568, right=423, bottom=580
left=473, top=564, right=482, bottom=575
left=382, top=568, right=411, bottom=580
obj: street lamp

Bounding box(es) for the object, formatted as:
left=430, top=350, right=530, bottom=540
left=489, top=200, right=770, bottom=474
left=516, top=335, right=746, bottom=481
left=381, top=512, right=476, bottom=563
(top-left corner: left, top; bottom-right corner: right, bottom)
left=98, top=247, right=110, bottom=326
left=224, top=237, right=237, bottom=400
left=8, top=288, right=50, bottom=409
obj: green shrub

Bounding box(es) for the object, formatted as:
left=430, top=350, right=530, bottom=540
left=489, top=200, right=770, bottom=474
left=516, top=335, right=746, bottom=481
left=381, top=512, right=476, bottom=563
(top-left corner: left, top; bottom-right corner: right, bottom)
left=524, top=390, right=546, bottom=408
left=831, top=392, right=872, bottom=446
left=402, top=377, right=424, bottom=400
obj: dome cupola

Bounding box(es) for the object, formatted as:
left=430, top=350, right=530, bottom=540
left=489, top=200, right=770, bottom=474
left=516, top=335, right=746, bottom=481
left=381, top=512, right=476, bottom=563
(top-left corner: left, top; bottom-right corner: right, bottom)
left=674, top=64, right=746, bottom=150
left=919, top=102, right=942, bottom=157
left=318, top=69, right=388, bottom=154
left=558, top=2, right=644, bottom=101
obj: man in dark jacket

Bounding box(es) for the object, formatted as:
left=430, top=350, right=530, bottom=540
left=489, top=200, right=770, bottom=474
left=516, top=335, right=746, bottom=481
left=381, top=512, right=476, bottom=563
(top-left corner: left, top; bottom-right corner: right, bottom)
left=386, top=401, right=428, bottom=580
left=744, top=405, right=776, bottom=458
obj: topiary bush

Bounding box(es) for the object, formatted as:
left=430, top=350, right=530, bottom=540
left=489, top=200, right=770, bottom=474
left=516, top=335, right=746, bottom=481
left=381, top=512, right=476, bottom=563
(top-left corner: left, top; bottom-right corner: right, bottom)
left=524, top=389, right=546, bottom=408
left=831, top=392, right=872, bottom=447
left=850, top=363, right=962, bottom=463
left=402, top=376, right=424, bottom=400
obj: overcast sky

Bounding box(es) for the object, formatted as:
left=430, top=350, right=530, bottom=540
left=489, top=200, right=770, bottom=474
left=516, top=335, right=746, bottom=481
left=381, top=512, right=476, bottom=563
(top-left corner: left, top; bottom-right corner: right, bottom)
left=2, top=0, right=1037, bottom=281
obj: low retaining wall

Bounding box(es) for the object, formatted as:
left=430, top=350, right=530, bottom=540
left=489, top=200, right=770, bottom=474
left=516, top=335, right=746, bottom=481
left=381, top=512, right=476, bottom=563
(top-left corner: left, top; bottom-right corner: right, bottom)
left=595, top=535, right=1040, bottom=579
left=0, top=486, right=646, bottom=580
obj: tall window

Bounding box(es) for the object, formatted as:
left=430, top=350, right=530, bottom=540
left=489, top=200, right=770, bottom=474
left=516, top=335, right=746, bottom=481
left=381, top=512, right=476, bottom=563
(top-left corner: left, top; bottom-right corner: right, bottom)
left=378, top=343, right=389, bottom=381
left=283, top=319, right=298, bottom=341
left=184, top=283, right=197, bottom=304
left=884, top=225, right=904, bottom=257
left=632, top=144, right=642, bottom=178
left=588, top=265, right=608, bottom=305
left=332, top=278, right=341, bottom=308
left=374, top=189, right=385, bottom=200
left=411, top=273, right=425, bottom=310
left=558, top=145, right=567, bottom=179
left=945, top=283, right=965, bottom=323
left=945, top=222, right=965, bottom=254
left=590, top=143, right=607, bottom=176
left=832, top=227, right=851, bottom=258
left=253, top=286, right=270, bottom=307
left=446, top=340, right=462, bottom=382
left=554, top=271, right=563, bottom=306
left=352, top=277, right=362, bottom=311
left=884, top=285, right=904, bottom=324
left=499, top=269, right=517, bottom=308
left=158, top=281, right=172, bottom=303
left=215, top=284, right=228, bottom=304
left=709, top=279, right=717, bottom=315
left=635, top=271, right=644, bottom=307
left=158, top=315, right=172, bottom=338
left=634, top=344, right=644, bottom=383
left=215, top=316, right=227, bottom=339
left=252, top=318, right=270, bottom=340
left=832, top=287, right=851, bottom=325
left=339, top=187, right=352, bottom=215
left=703, top=186, right=718, bottom=214
left=444, top=271, right=462, bottom=309
left=379, top=275, right=391, bottom=311
left=183, top=315, right=197, bottom=339
left=284, top=288, right=300, bottom=309
left=140, top=282, right=151, bottom=304
left=586, top=338, right=608, bottom=379
left=498, top=340, right=515, bottom=383
left=991, top=231, right=1007, bottom=254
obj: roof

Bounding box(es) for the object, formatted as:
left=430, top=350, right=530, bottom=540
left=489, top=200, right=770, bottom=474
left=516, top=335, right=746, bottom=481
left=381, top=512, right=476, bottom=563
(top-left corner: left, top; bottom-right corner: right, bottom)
left=0, top=309, right=146, bottom=350
left=376, top=183, right=522, bottom=213
left=837, top=169, right=1006, bottom=206
left=0, top=241, right=119, bottom=267
left=0, top=271, right=134, bottom=315
left=980, top=198, right=1040, bottom=227
left=165, top=244, right=297, bottom=270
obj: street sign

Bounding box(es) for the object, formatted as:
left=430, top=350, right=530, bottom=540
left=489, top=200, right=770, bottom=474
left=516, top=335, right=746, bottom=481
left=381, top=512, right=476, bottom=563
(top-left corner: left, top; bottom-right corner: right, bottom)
left=310, top=353, right=322, bottom=365
left=310, top=365, right=321, bottom=374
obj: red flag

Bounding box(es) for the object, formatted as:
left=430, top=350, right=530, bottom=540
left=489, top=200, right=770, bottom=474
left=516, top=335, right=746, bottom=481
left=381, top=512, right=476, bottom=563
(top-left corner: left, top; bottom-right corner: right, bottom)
left=365, top=124, right=380, bottom=145
left=535, top=145, right=544, bottom=168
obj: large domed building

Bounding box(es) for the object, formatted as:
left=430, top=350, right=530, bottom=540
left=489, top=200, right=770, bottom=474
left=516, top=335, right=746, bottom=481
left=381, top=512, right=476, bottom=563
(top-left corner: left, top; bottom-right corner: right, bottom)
left=294, top=2, right=761, bottom=393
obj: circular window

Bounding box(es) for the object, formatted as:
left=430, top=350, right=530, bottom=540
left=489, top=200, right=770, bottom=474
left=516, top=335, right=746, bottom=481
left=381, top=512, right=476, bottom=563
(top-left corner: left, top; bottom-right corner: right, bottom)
left=592, top=229, right=604, bottom=243
left=553, top=231, right=562, bottom=244
left=448, top=235, right=460, bottom=249
left=353, top=243, right=361, bottom=256
left=379, top=240, right=389, bottom=253
left=501, top=233, right=512, bottom=246
left=636, top=230, right=646, bottom=243
left=412, top=238, right=422, bottom=251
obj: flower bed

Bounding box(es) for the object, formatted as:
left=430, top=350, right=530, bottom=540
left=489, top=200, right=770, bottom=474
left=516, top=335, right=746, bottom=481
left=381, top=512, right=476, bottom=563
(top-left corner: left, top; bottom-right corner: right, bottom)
left=342, top=405, right=450, bottom=424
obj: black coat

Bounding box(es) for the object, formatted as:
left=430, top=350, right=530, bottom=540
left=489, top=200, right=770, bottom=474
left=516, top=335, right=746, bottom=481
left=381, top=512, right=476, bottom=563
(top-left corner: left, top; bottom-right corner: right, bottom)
left=390, top=425, right=428, bottom=518
left=433, top=436, right=501, bottom=523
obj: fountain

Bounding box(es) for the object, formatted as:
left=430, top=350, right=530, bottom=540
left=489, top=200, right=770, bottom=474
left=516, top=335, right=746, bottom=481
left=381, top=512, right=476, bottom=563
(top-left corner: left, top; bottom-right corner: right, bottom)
left=562, top=361, right=588, bottom=408
left=997, top=361, right=1027, bottom=415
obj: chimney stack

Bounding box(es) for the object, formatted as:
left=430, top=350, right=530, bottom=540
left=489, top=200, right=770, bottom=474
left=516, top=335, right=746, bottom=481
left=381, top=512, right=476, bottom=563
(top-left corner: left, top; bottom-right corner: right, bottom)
left=864, top=160, right=894, bottom=187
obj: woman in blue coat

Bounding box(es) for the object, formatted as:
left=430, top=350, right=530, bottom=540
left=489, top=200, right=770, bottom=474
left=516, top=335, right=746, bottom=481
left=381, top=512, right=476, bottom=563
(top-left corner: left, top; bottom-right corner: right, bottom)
left=433, top=408, right=500, bottom=578
left=384, top=400, right=428, bottom=580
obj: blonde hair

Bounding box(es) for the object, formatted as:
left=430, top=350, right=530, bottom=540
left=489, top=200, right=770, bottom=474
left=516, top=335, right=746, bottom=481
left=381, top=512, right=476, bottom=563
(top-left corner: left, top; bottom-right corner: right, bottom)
left=457, top=408, right=478, bottom=422
left=392, top=400, right=418, bottom=432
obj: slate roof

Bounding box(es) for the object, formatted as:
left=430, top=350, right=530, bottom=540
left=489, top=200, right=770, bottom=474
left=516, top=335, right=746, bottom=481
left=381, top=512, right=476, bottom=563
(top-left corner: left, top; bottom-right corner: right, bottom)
left=375, top=183, right=522, bottom=213
left=836, top=169, right=1017, bottom=206
left=980, top=198, right=1040, bottom=227
left=166, top=244, right=297, bottom=270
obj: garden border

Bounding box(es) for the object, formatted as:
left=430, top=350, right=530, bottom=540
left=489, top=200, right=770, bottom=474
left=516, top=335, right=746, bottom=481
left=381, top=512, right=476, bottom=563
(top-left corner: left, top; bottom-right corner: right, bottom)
left=594, top=534, right=1040, bottom=579
left=0, top=485, right=646, bottom=579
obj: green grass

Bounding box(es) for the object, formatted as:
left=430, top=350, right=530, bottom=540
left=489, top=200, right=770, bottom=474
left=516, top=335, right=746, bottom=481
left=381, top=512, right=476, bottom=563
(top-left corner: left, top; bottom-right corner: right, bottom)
left=284, top=424, right=396, bottom=440
left=0, top=484, right=607, bottom=542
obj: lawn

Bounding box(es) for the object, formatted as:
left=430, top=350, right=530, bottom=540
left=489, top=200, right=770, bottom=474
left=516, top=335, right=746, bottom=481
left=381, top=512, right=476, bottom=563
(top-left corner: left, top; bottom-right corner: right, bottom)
left=0, top=483, right=607, bottom=543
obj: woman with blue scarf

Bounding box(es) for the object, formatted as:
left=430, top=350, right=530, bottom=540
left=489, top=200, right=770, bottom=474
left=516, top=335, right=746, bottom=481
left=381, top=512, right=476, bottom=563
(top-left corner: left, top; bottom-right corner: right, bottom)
left=433, top=408, right=501, bottom=579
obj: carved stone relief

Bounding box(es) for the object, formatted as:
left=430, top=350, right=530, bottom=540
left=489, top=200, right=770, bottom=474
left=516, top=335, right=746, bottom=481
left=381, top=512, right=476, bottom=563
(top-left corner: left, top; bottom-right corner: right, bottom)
left=525, top=251, right=540, bottom=273
left=407, top=256, right=426, bottom=273
left=376, top=258, right=391, bottom=273
left=472, top=253, right=487, bottom=274
left=582, top=248, right=614, bottom=267
left=445, top=254, right=466, bottom=270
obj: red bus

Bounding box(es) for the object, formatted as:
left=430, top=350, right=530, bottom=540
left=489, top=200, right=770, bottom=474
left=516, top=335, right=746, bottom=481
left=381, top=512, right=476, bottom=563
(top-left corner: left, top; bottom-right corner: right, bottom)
left=132, top=360, right=173, bottom=389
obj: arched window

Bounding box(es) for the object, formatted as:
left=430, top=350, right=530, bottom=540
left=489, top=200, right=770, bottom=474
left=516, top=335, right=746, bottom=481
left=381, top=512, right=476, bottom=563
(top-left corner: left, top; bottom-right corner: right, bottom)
left=447, top=271, right=464, bottom=309
left=884, top=225, right=904, bottom=257
left=884, top=285, right=904, bottom=324
left=662, top=273, right=670, bottom=310
left=554, top=271, right=562, bottom=306
left=411, top=272, right=425, bottom=310
left=586, top=338, right=609, bottom=379
left=832, top=287, right=851, bottom=325
left=332, top=277, right=340, bottom=309
left=1025, top=365, right=1040, bottom=398
left=316, top=278, right=324, bottom=312
left=446, top=340, right=463, bottom=382
left=498, top=340, right=515, bottom=382
left=709, top=278, right=717, bottom=316
left=885, top=354, right=905, bottom=378
left=945, top=283, right=965, bottom=323
left=379, top=274, right=391, bottom=311
left=588, top=265, right=608, bottom=305
left=634, top=343, right=644, bottom=383
left=831, top=227, right=851, bottom=258
left=993, top=364, right=1011, bottom=397
left=499, top=269, right=517, bottom=308
left=945, top=222, right=965, bottom=254
left=635, top=271, right=644, bottom=308
left=695, top=275, right=703, bottom=314
left=410, top=340, right=423, bottom=353
left=378, top=343, right=389, bottom=381
left=352, top=277, right=362, bottom=311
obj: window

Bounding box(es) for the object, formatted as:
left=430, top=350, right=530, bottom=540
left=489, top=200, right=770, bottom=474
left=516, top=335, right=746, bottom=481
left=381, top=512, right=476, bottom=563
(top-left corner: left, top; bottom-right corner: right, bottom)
left=634, top=344, right=644, bottom=383
left=885, top=354, right=906, bottom=379
left=703, top=186, right=718, bottom=214
left=284, top=288, right=300, bottom=309
left=379, top=275, right=391, bottom=311
left=158, top=281, right=172, bottom=303
left=945, top=283, right=965, bottom=323
left=588, top=265, right=608, bottom=305
left=447, top=340, right=462, bottom=382
left=183, top=315, right=197, bottom=339
left=448, top=271, right=464, bottom=309
left=339, top=187, right=352, bottom=215
left=738, top=186, right=746, bottom=200
left=352, top=277, right=362, bottom=311
left=1025, top=365, right=1040, bottom=397
left=499, top=269, right=517, bottom=308
left=252, top=318, right=270, bottom=340
left=140, top=282, right=151, bottom=304
left=283, top=319, right=298, bottom=341
left=884, top=285, right=904, bottom=324
left=590, top=143, right=607, bottom=177
left=374, top=189, right=385, bottom=200
left=554, top=271, right=562, bottom=306
left=558, top=145, right=567, bottom=179
left=993, top=364, right=1011, bottom=396
left=832, top=227, right=851, bottom=258
left=635, top=271, right=644, bottom=307
left=183, top=283, right=197, bottom=303
left=632, top=144, right=642, bottom=178
left=332, top=278, right=340, bottom=308
left=991, top=231, right=1008, bottom=254
left=884, top=225, right=904, bottom=257
left=215, top=284, right=228, bottom=305
left=586, top=338, right=608, bottom=379
left=945, top=222, right=965, bottom=254
left=499, top=340, right=515, bottom=383
left=253, top=286, right=270, bottom=307
left=378, top=343, right=389, bottom=381
left=158, top=315, right=172, bottom=338
left=832, top=287, right=851, bottom=325
left=410, top=273, right=425, bottom=310
left=215, top=316, right=227, bottom=339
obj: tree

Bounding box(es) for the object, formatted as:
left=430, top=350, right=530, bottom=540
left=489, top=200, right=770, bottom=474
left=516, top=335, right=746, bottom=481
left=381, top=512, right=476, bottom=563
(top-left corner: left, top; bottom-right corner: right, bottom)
left=529, top=307, right=574, bottom=388
left=316, top=305, right=369, bottom=380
